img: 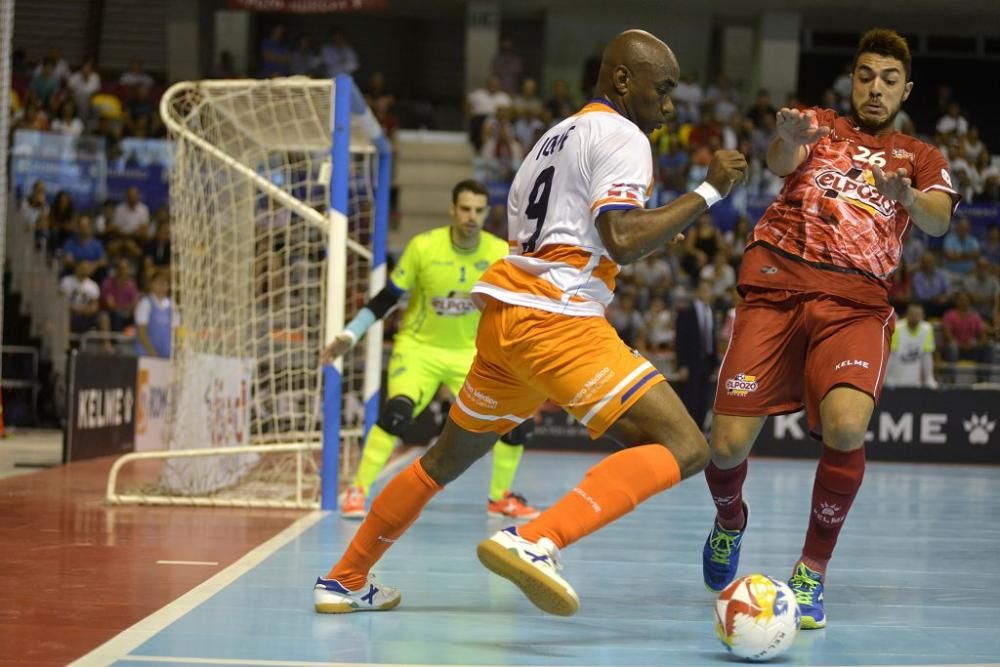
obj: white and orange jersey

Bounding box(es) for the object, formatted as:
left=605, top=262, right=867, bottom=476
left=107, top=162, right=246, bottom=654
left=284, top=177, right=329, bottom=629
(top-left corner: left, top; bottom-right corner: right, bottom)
left=471, top=99, right=653, bottom=317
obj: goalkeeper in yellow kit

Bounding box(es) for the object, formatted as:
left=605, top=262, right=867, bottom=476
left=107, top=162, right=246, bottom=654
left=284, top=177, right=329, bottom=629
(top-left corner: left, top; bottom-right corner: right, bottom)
left=322, top=179, right=539, bottom=520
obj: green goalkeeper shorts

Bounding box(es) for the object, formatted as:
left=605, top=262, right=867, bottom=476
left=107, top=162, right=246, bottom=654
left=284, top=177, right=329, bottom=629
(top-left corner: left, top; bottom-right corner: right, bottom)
left=385, top=337, right=476, bottom=415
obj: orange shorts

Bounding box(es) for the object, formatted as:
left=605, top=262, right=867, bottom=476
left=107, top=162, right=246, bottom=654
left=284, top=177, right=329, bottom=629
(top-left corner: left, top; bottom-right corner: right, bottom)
left=449, top=297, right=665, bottom=439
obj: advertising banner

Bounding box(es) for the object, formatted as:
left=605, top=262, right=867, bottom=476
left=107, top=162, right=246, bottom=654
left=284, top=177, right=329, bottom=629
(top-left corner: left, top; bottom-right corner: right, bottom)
left=64, top=353, right=137, bottom=462
left=12, top=130, right=106, bottom=209
left=135, top=357, right=173, bottom=452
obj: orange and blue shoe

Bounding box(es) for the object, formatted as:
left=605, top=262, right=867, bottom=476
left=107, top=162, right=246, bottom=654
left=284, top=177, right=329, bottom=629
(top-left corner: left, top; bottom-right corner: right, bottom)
left=487, top=491, right=541, bottom=520
left=702, top=503, right=749, bottom=593
left=313, top=573, right=400, bottom=613
left=789, top=562, right=826, bottom=629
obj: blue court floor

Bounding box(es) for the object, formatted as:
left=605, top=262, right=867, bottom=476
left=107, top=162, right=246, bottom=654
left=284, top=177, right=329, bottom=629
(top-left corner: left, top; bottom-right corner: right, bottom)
left=82, top=451, right=1000, bottom=667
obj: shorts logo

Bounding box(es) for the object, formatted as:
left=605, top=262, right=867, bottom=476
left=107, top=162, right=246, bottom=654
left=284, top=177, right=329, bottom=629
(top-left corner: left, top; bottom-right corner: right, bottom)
left=569, top=366, right=614, bottom=405
left=725, top=373, right=759, bottom=397
left=835, top=359, right=870, bottom=371
left=463, top=383, right=497, bottom=409
left=475, top=260, right=490, bottom=270
left=760, top=265, right=778, bottom=275
left=941, top=168, right=953, bottom=188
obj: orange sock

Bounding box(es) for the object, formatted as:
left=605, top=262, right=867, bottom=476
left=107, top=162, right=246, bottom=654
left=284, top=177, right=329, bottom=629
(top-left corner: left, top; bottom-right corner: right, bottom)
left=518, top=444, right=681, bottom=549
left=327, top=458, right=441, bottom=589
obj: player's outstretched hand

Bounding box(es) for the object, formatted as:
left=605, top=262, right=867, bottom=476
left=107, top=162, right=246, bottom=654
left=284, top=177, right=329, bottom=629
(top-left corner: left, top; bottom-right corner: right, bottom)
left=775, top=108, right=831, bottom=146
left=871, top=165, right=916, bottom=208
left=320, top=333, right=355, bottom=364
left=706, top=150, right=749, bottom=197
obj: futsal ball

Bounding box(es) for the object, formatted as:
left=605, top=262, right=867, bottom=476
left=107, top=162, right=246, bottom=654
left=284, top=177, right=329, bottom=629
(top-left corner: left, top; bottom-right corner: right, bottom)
left=715, top=574, right=801, bottom=661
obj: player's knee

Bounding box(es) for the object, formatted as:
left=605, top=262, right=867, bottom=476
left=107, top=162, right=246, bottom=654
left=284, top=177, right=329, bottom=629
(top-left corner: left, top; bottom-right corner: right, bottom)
left=500, top=419, right=534, bottom=446
left=709, top=422, right=757, bottom=464
left=674, top=434, right=710, bottom=478
left=376, top=395, right=415, bottom=437
left=821, top=412, right=868, bottom=451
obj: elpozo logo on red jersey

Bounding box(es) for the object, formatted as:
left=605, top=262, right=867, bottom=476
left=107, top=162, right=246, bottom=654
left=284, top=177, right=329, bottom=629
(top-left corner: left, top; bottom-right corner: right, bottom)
left=814, top=166, right=896, bottom=217
left=725, top=373, right=759, bottom=397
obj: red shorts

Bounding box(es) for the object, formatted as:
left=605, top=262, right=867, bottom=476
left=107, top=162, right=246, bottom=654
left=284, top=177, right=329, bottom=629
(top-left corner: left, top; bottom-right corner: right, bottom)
left=714, top=287, right=895, bottom=437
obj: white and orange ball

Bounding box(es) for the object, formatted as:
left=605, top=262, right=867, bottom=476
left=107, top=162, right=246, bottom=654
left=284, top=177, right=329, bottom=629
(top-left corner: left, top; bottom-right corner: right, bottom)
left=715, top=574, right=801, bottom=661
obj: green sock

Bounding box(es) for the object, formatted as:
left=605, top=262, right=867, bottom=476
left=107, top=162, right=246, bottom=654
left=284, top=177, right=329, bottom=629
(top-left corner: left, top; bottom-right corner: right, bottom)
left=353, top=425, right=398, bottom=494
left=489, top=441, right=525, bottom=501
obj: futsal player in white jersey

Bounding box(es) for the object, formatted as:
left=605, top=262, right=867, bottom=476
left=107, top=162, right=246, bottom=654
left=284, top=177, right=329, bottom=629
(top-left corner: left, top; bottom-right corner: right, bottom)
left=313, top=29, right=748, bottom=616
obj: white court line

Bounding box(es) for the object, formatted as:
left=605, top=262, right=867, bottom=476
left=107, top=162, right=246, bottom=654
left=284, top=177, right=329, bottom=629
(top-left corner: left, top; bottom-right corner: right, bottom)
left=90, top=657, right=1000, bottom=667
left=155, top=560, right=218, bottom=566
left=69, top=449, right=422, bottom=667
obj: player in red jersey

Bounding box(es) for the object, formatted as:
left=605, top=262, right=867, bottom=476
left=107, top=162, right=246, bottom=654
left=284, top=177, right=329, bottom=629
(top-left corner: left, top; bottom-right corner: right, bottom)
left=701, top=29, right=960, bottom=629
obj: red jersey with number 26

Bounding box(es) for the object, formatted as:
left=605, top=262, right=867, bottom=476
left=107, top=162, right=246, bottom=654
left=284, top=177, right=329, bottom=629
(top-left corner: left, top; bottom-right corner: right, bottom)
left=744, top=108, right=959, bottom=300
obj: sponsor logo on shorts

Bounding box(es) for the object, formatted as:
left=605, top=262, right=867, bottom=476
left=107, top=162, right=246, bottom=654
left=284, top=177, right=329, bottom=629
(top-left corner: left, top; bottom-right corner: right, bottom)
left=760, top=265, right=778, bottom=274
left=834, top=359, right=870, bottom=371
left=725, top=373, right=759, bottom=397
left=569, top=366, right=614, bottom=405
left=463, top=382, right=497, bottom=409
left=475, top=260, right=490, bottom=270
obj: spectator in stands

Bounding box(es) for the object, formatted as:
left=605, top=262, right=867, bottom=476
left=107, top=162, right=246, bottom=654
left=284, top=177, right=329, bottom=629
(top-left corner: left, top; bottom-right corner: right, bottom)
left=671, top=72, right=703, bottom=124
left=942, top=217, right=981, bottom=276
left=942, top=291, right=990, bottom=368
left=61, top=260, right=106, bottom=335
left=143, top=220, right=171, bottom=283
left=887, top=261, right=913, bottom=313
left=885, top=303, right=937, bottom=388
left=831, top=62, right=852, bottom=103
left=893, top=106, right=915, bottom=136
left=638, top=296, right=674, bottom=355
left=701, top=249, right=736, bottom=305
left=321, top=27, right=359, bottom=78
left=49, top=191, right=75, bottom=247
left=289, top=36, right=319, bottom=77
left=124, top=85, right=156, bottom=135
left=101, top=257, right=139, bottom=332
left=545, top=79, right=575, bottom=122
left=18, top=180, right=47, bottom=231
left=34, top=47, right=70, bottom=80
left=745, top=88, right=776, bottom=128
left=607, top=291, right=643, bottom=347
left=491, top=37, right=523, bottom=95
left=134, top=270, right=174, bottom=358
left=259, top=23, right=291, bottom=78
left=974, top=152, right=1000, bottom=202
left=465, top=76, right=511, bottom=150
left=364, top=72, right=397, bottom=136
left=901, top=228, right=927, bottom=270
left=936, top=101, right=968, bottom=137
left=478, top=106, right=523, bottom=182
left=963, top=257, right=999, bottom=321
left=913, top=251, right=952, bottom=318
left=112, top=187, right=151, bottom=240
left=51, top=100, right=84, bottom=137
left=513, top=78, right=543, bottom=116
left=961, top=126, right=987, bottom=164
left=29, top=59, right=61, bottom=107
left=657, top=130, right=689, bottom=192
left=629, top=251, right=676, bottom=307
left=67, top=57, right=101, bottom=121
left=513, top=106, right=545, bottom=151
left=723, top=215, right=751, bottom=267
left=982, top=224, right=1000, bottom=265
left=210, top=50, right=240, bottom=78
left=682, top=213, right=723, bottom=281
left=62, top=216, right=107, bottom=278
left=119, top=60, right=154, bottom=89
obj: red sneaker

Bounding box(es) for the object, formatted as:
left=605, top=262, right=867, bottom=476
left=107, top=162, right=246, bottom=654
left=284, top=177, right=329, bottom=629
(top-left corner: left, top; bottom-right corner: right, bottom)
left=487, top=491, right=541, bottom=520
left=340, top=485, right=367, bottom=519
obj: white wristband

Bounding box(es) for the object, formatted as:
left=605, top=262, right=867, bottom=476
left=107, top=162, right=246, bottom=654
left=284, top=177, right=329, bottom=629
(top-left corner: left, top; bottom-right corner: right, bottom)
left=693, top=181, right=723, bottom=208
left=341, top=329, right=358, bottom=345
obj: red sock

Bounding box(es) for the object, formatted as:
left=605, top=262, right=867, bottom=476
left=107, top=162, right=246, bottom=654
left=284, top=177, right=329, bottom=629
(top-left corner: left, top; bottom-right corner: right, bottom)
left=801, top=445, right=865, bottom=574
left=517, top=445, right=681, bottom=549
left=704, top=460, right=748, bottom=530
left=327, top=458, right=441, bottom=590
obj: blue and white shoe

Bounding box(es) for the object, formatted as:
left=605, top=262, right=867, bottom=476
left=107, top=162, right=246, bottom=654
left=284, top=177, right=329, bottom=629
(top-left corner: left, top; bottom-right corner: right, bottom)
left=477, top=526, right=579, bottom=616
left=313, top=573, right=401, bottom=613
left=703, top=503, right=748, bottom=593
left=788, top=562, right=826, bottom=629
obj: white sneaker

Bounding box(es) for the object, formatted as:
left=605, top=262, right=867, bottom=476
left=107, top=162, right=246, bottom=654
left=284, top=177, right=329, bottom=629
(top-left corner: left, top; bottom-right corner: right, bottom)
left=313, top=573, right=401, bottom=613
left=476, top=526, right=579, bottom=616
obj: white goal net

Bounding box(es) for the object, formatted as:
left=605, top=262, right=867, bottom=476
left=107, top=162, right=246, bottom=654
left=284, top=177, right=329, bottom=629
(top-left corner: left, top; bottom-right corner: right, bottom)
left=106, top=77, right=388, bottom=508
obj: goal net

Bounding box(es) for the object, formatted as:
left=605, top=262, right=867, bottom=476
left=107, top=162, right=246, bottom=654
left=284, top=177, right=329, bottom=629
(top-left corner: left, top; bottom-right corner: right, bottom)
left=106, top=76, right=389, bottom=508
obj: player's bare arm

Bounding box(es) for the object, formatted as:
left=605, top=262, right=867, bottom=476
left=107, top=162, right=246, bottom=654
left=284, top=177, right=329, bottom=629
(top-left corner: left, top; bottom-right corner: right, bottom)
left=766, top=108, right=831, bottom=176
left=596, top=150, right=747, bottom=264
left=871, top=166, right=952, bottom=237
left=320, top=285, right=402, bottom=363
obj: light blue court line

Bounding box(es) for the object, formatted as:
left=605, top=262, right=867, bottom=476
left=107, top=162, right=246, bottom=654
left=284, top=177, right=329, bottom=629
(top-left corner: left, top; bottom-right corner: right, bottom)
left=81, top=450, right=1000, bottom=667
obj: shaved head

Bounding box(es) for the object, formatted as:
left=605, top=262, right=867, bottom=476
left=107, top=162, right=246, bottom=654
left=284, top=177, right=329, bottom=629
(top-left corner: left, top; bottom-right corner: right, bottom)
left=596, top=30, right=679, bottom=133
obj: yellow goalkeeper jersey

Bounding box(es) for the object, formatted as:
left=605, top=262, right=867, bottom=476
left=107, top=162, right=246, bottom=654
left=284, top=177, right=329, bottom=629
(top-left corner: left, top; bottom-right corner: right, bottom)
left=389, top=225, right=508, bottom=350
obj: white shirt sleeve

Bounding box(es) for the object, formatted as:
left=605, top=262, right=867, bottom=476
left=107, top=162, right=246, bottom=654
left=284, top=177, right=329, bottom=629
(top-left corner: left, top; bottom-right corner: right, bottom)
left=59, top=275, right=75, bottom=297
left=134, top=297, right=151, bottom=326
left=588, top=126, right=653, bottom=221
